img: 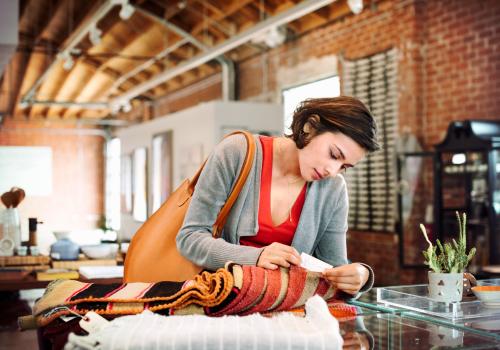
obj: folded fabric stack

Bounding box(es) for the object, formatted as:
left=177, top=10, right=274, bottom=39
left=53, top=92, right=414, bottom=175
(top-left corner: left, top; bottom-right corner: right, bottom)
left=23, top=263, right=355, bottom=330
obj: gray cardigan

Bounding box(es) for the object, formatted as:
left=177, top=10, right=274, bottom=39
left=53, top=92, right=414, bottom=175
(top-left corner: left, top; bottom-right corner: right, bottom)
left=177, top=134, right=374, bottom=292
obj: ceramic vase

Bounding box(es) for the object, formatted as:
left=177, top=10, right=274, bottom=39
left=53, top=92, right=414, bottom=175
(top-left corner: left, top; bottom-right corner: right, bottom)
left=428, top=271, right=463, bottom=303
left=50, top=237, right=80, bottom=260
left=2, top=208, right=21, bottom=249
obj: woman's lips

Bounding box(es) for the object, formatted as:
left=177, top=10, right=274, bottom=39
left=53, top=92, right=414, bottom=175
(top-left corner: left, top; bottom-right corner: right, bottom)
left=313, top=169, right=323, bottom=180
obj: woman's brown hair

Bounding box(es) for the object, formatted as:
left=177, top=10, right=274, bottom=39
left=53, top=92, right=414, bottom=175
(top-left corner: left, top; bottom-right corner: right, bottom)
left=287, top=96, right=380, bottom=152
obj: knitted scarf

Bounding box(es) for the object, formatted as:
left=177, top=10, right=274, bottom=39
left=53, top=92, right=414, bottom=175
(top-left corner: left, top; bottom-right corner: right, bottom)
left=24, top=264, right=356, bottom=329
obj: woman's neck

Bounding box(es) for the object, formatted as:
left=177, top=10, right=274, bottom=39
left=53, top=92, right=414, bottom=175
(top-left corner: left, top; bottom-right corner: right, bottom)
left=273, top=137, right=302, bottom=180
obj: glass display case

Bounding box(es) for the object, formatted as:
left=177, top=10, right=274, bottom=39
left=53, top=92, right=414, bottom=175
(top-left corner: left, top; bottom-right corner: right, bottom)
left=397, top=152, right=435, bottom=268
left=434, top=120, right=500, bottom=268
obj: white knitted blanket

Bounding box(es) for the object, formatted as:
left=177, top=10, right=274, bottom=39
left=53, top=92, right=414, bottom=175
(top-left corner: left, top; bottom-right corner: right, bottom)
left=64, top=295, right=343, bottom=350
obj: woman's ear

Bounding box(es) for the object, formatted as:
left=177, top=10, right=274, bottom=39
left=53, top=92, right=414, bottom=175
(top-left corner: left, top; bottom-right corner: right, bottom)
left=303, top=122, right=311, bottom=134
left=303, top=114, right=320, bottom=134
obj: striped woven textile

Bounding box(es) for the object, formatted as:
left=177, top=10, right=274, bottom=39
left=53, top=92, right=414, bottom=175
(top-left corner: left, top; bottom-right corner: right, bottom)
left=29, top=263, right=355, bottom=328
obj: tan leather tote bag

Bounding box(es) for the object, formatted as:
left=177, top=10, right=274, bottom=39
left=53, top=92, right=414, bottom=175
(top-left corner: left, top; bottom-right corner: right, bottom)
left=124, top=131, right=255, bottom=283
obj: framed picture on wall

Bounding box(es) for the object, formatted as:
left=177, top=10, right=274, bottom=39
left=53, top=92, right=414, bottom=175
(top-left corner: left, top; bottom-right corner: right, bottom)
left=120, top=153, right=132, bottom=214
left=132, top=147, right=148, bottom=222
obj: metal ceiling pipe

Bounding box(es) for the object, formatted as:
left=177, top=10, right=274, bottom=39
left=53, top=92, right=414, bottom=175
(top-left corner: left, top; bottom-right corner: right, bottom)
left=111, top=0, right=335, bottom=107
left=25, top=100, right=108, bottom=109
left=134, top=7, right=235, bottom=101
left=21, top=0, right=116, bottom=103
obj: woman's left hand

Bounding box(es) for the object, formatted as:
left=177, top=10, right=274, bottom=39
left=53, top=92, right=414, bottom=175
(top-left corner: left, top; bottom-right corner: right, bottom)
left=321, top=263, right=369, bottom=295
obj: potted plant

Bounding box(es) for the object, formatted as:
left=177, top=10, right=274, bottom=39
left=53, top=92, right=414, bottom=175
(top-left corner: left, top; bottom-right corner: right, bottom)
left=420, top=212, right=476, bottom=303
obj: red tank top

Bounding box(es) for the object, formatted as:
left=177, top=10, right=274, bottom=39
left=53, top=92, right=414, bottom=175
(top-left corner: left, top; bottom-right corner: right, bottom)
left=240, top=136, right=307, bottom=248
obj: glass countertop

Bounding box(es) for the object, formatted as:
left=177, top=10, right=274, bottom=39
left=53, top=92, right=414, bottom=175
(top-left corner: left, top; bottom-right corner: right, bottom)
left=339, top=313, right=500, bottom=349
left=348, top=284, right=500, bottom=342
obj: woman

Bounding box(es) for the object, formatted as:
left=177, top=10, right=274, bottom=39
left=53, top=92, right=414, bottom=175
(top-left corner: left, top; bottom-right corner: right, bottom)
left=177, top=96, right=380, bottom=295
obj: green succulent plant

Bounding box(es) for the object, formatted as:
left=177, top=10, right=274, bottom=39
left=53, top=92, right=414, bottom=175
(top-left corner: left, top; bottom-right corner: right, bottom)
left=420, top=212, right=476, bottom=273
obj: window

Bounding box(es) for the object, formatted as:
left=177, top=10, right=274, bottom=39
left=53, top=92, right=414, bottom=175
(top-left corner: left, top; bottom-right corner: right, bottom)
left=132, top=147, right=148, bottom=222
left=282, top=76, right=340, bottom=133
left=152, top=131, right=173, bottom=212
left=105, top=138, right=121, bottom=230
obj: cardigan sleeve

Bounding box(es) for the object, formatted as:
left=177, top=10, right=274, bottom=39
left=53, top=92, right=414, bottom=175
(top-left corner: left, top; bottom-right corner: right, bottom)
left=312, top=177, right=350, bottom=267
left=312, top=177, right=375, bottom=295
left=176, top=134, right=263, bottom=271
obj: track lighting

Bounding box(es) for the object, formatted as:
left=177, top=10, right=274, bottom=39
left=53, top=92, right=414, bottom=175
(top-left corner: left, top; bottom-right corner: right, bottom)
left=347, top=0, right=363, bottom=14
left=89, top=24, right=102, bottom=46
left=59, top=51, right=74, bottom=71
left=122, top=101, right=132, bottom=113
left=119, top=3, right=135, bottom=20
left=250, top=25, right=287, bottom=48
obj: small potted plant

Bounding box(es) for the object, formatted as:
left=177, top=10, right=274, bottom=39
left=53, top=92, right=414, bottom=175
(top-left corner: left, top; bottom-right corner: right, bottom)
left=420, top=212, right=476, bottom=303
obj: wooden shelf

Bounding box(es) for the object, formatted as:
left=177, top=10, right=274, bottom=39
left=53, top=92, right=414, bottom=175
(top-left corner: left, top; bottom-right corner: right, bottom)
left=0, top=255, right=51, bottom=267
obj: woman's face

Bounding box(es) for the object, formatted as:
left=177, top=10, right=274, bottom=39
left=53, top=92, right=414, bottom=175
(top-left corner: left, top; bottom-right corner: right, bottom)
left=298, top=131, right=366, bottom=181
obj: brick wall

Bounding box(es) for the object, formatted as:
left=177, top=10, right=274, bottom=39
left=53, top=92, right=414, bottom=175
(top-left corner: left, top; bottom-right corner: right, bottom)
left=3, top=0, right=496, bottom=284
left=151, top=0, right=499, bottom=285
left=0, top=119, right=104, bottom=238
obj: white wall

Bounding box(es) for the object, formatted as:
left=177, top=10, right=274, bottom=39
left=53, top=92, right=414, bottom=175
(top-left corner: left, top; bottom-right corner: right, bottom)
left=214, top=101, right=283, bottom=141
left=116, top=100, right=283, bottom=240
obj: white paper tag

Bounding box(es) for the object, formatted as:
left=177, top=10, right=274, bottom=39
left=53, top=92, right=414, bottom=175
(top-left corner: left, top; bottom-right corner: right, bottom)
left=300, top=253, right=333, bottom=272
left=79, top=311, right=110, bottom=334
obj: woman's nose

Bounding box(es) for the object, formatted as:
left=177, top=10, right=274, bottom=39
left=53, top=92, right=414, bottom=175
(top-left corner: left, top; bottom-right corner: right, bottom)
left=326, top=160, right=343, bottom=177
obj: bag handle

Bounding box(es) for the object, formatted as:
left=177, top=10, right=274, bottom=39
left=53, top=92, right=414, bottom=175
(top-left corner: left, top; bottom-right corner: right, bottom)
left=186, top=131, right=256, bottom=238
left=212, top=131, right=255, bottom=237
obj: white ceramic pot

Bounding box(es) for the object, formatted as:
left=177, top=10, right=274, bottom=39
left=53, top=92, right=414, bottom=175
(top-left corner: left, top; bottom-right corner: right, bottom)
left=428, top=271, right=463, bottom=303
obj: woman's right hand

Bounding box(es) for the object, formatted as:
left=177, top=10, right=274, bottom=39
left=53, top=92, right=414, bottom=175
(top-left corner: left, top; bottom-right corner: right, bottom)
left=257, top=242, right=301, bottom=270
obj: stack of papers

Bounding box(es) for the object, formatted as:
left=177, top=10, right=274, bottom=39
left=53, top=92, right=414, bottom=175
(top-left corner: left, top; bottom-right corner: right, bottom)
left=78, top=266, right=124, bottom=279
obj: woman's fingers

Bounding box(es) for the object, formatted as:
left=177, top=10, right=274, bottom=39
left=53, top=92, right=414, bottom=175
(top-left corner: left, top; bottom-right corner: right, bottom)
left=261, top=261, right=279, bottom=270
left=321, top=263, right=369, bottom=294
left=330, top=282, right=359, bottom=295
left=257, top=243, right=301, bottom=269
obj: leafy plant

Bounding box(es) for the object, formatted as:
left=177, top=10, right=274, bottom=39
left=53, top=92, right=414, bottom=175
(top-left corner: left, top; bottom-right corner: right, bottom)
left=420, top=212, right=476, bottom=273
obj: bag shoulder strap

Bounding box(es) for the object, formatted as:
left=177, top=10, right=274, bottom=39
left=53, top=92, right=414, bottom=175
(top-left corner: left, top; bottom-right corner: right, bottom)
left=186, top=131, right=256, bottom=238
left=212, top=131, right=255, bottom=237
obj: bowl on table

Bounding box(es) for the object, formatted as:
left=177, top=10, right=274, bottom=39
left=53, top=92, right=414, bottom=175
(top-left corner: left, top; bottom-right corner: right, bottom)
left=471, top=286, right=500, bottom=307
left=81, top=243, right=118, bottom=260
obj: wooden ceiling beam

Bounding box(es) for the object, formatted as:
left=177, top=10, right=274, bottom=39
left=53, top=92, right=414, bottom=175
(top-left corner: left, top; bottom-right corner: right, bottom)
left=1, top=0, right=41, bottom=118
left=190, top=0, right=254, bottom=36
left=250, top=1, right=276, bottom=17
left=28, top=1, right=104, bottom=119
left=328, top=1, right=352, bottom=20
left=59, top=13, right=160, bottom=118
left=12, top=0, right=64, bottom=119
left=159, top=0, right=199, bottom=21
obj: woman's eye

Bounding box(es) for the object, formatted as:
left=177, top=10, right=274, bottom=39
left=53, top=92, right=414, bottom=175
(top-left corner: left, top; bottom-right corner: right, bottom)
left=330, top=151, right=337, bottom=159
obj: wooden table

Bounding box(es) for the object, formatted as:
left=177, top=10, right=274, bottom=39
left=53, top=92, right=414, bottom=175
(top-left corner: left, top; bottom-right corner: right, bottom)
left=0, top=274, right=122, bottom=291
left=0, top=255, right=122, bottom=291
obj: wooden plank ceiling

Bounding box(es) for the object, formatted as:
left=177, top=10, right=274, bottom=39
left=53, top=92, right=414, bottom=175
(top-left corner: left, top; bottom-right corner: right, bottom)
left=0, top=0, right=353, bottom=122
